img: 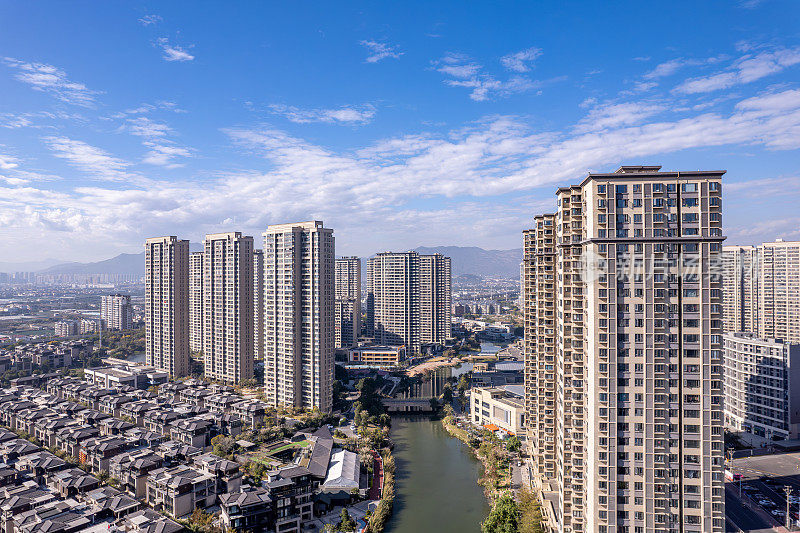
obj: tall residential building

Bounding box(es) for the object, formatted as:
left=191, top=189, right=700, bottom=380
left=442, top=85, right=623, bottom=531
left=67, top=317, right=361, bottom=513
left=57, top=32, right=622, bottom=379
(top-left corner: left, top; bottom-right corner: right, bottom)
left=263, top=221, right=334, bottom=412
left=335, top=257, right=361, bottom=349
left=189, top=251, right=204, bottom=353
left=522, top=214, right=557, bottom=485
left=724, top=332, right=800, bottom=442
left=758, top=239, right=800, bottom=343
left=721, top=245, right=759, bottom=335
left=101, top=294, right=133, bottom=330
left=524, top=166, right=725, bottom=533
left=202, top=232, right=254, bottom=384
left=145, top=236, right=190, bottom=378
left=366, top=252, right=451, bottom=354
left=253, top=249, right=265, bottom=361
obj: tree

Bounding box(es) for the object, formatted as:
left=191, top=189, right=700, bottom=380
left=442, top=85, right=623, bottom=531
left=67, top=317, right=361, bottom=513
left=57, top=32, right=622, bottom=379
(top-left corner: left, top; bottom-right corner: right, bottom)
left=506, top=435, right=521, bottom=453
left=518, top=489, right=546, bottom=533
left=441, top=383, right=454, bottom=404
left=429, top=397, right=440, bottom=412
left=338, top=508, right=357, bottom=532
left=482, top=493, right=519, bottom=533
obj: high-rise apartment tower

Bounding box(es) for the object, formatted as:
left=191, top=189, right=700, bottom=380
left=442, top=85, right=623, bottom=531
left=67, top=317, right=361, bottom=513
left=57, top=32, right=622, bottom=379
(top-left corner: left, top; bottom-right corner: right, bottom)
left=335, top=257, right=361, bottom=349
left=263, top=221, right=334, bottom=412
left=145, top=236, right=190, bottom=378
left=524, top=166, right=726, bottom=533
left=101, top=294, right=133, bottom=331
left=202, top=232, right=254, bottom=384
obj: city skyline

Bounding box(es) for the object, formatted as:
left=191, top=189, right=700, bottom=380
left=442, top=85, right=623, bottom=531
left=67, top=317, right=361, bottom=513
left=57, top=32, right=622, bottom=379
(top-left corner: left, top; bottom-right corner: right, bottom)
left=1, top=1, right=799, bottom=262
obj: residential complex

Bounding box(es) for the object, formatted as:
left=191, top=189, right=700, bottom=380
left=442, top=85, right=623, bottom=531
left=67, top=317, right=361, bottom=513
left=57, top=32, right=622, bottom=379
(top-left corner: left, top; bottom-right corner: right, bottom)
left=722, top=239, right=800, bottom=344
left=145, top=236, right=190, bottom=378
left=202, top=232, right=255, bottom=384
left=524, top=166, right=726, bottom=532
left=253, top=249, right=265, bottom=361
left=189, top=251, right=204, bottom=353
left=347, top=345, right=406, bottom=367
left=101, top=294, right=133, bottom=331
left=724, top=332, right=800, bottom=442
left=334, top=256, right=361, bottom=349
left=262, top=221, right=335, bottom=412
left=366, top=251, right=452, bottom=354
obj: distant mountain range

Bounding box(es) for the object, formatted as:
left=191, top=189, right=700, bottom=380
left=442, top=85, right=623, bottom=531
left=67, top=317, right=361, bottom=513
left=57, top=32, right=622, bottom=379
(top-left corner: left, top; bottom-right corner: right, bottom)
left=0, top=258, right=65, bottom=273
left=31, top=244, right=521, bottom=280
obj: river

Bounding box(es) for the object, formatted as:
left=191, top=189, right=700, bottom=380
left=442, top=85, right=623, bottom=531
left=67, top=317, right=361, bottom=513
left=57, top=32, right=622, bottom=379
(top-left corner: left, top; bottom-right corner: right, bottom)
left=386, top=416, right=490, bottom=533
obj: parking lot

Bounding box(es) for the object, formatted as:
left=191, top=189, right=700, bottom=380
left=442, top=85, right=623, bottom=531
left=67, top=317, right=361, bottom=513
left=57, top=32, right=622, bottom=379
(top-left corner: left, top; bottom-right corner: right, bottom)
left=726, top=452, right=800, bottom=531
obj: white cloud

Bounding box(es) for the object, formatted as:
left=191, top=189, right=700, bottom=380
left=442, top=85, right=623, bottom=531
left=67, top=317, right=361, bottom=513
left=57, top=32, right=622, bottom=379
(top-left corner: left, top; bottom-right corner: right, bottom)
left=5, top=88, right=800, bottom=260
left=142, top=144, right=192, bottom=167
left=268, top=104, right=376, bottom=124
left=125, top=116, right=173, bottom=137
left=675, top=46, right=800, bottom=94
left=42, top=137, right=136, bottom=182
left=360, top=40, right=403, bottom=63
left=156, top=38, right=195, bottom=62
left=500, top=47, right=542, bottom=72
left=3, top=57, right=98, bottom=106
left=0, top=155, right=19, bottom=170
left=432, top=53, right=550, bottom=101
left=574, top=101, right=665, bottom=133
left=139, top=14, right=162, bottom=25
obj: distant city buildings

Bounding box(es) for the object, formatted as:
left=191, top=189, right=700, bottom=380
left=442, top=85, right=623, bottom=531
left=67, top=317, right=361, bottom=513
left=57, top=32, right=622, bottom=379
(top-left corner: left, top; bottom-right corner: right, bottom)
left=334, top=257, right=361, bottom=349
left=524, top=167, right=725, bottom=532
left=263, top=221, right=335, bottom=412
left=54, top=320, right=78, bottom=337
left=366, top=251, right=452, bottom=354
left=101, top=294, right=133, bottom=331
left=145, top=236, right=190, bottom=378
left=202, top=232, right=254, bottom=385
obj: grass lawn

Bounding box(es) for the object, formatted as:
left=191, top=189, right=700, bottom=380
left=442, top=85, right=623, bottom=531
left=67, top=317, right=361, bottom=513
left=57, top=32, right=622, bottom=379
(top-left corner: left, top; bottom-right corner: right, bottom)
left=268, top=440, right=311, bottom=454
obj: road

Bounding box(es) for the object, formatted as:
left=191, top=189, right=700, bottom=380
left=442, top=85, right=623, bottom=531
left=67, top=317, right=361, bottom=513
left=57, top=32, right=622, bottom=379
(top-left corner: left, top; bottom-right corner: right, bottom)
left=725, top=485, right=775, bottom=532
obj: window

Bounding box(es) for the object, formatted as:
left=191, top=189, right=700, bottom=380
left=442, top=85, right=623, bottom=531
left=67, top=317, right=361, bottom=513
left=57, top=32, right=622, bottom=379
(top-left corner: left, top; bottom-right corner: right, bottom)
left=682, top=198, right=698, bottom=207
left=681, top=183, right=697, bottom=192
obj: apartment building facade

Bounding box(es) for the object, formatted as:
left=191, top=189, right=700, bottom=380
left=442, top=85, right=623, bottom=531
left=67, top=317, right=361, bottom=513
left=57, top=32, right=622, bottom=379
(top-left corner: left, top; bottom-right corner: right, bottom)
left=189, top=251, right=204, bottom=353
left=524, top=166, right=726, bottom=533
left=724, top=332, right=800, bottom=441
left=145, top=236, right=190, bottom=378
left=100, top=294, right=133, bottom=331
left=334, top=256, right=361, bottom=349
left=262, top=221, right=335, bottom=412
left=758, top=240, right=800, bottom=343
left=253, top=249, right=264, bottom=361
left=366, top=251, right=451, bottom=354
left=202, top=232, right=254, bottom=384
left=721, top=245, right=758, bottom=335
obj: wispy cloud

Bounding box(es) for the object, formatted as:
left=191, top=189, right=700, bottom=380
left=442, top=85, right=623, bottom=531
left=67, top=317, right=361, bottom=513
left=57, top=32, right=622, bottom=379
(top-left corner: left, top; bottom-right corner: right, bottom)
left=125, top=116, right=172, bottom=137
left=433, top=52, right=553, bottom=101
left=675, top=46, right=800, bottom=94
left=574, top=101, right=665, bottom=133
left=156, top=38, right=195, bottom=62
left=3, top=57, right=98, bottom=106
left=139, top=14, right=162, bottom=25
left=360, top=40, right=403, bottom=63
left=0, top=154, right=19, bottom=170
left=268, top=104, right=376, bottom=124
left=142, top=144, right=192, bottom=168
left=42, top=137, right=135, bottom=182
left=500, top=47, right=542, bottom=72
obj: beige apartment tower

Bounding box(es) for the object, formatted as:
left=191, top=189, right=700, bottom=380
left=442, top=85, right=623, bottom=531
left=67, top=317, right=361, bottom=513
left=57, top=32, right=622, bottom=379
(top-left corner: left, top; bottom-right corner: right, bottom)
left=263, top=221, right=334, bottom=412
left=366, top=252, right=451, bottom=354
left=202, top=232, right=254, bottom=384
left=189, top=251, right=203, bottom=353
left=524, top=166, right=726, bottom=533
left=145, top=236, right=190, bottom=378
left=757, top=240, right=800, bottom=343
left=101, top=294, right=133, bottom=330
left=335, top=257, right=361, bottom=349
left=253, top=249, right=264, bottom=361
left=721, top=245, right=758, bottom=335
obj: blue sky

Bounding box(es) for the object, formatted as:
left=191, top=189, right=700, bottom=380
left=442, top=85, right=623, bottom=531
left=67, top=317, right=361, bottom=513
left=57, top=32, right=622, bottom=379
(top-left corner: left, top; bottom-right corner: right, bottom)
left=1, top=1, right=799, bottom=261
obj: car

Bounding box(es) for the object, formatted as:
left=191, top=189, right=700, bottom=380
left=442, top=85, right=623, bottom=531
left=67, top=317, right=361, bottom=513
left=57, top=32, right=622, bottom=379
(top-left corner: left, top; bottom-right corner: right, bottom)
left=760, top=499, right=775, bottom=506
left=772, top=509, right=786, bottom=517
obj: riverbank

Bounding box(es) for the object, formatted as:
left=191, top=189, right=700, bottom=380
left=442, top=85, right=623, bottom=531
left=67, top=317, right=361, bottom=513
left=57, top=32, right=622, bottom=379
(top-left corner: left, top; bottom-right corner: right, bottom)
left=441, top=412, right=511, bottom=503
